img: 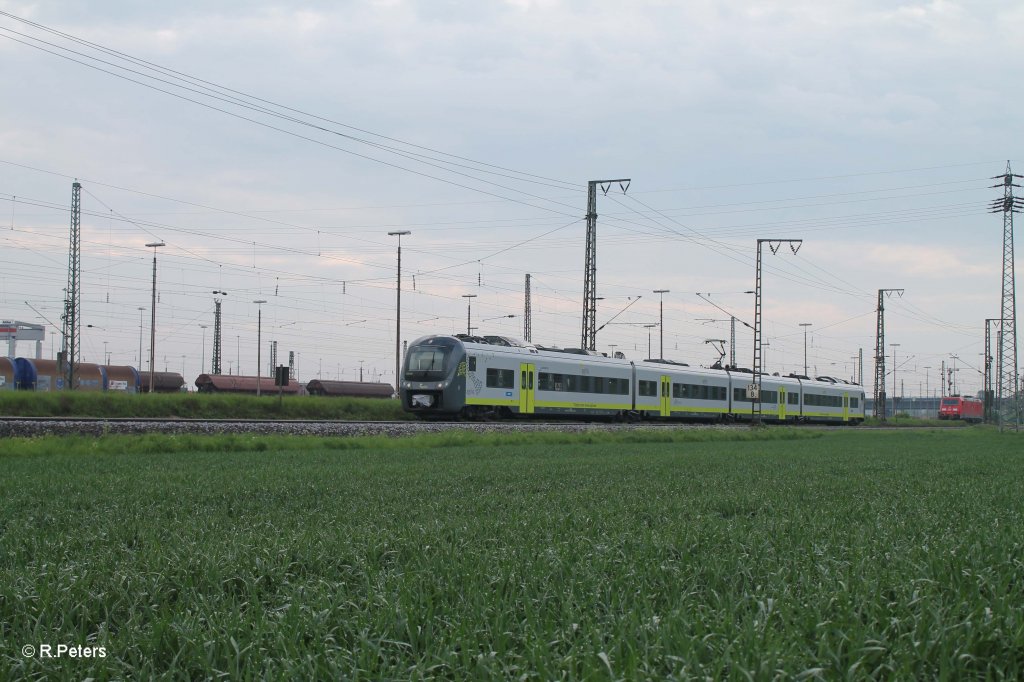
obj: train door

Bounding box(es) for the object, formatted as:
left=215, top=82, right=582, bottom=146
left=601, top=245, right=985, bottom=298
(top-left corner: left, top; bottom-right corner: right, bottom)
left=778, top=387, right=787, bottom=421
left=519, top=363, right=535, bottom=414
left=660, top=375, right=671, bottom=417
left=842, top=393, right=850, bottom=422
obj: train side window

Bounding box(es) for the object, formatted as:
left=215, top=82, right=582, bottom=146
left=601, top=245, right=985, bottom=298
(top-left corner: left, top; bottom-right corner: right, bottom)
left=468, top=357, right=477, bottom=371
left=850, top=397, right=859, bottom=408
left=486, top=368, right=515, bottom=389
left=788, top=392, right=799, bottom=405
left=639, top=380, right=657, bottom=397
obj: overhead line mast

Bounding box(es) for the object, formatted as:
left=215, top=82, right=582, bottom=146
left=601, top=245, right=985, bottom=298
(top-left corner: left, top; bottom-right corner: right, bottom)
left=582, top=179, right=630, bottom=351
left=752, top=239, right=802, bottom=423
left=524, top=274, right=532, bottom=343
left=873, top=288, right=904, bottom=420
left=60, top=181, right=81, bottom=390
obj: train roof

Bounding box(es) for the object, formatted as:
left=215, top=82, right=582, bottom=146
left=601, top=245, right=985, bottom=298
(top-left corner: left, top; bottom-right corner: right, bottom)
left=410, top=334, right=862, bottom=389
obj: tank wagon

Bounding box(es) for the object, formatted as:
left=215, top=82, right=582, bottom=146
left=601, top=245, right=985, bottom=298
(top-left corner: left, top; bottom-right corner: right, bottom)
left=0, top=357, right=18, bottom=390
left=194, top=374, right=304, bottom=395
left=15, top=359, right=105, bottom=391
left=400, top=334, right=865, bottom=424
left=2, top=358, right=173, bottom=393
left=141, top=371, right=186, bottom=393
left=306, top=379, right=394, bottom=399
left=104, top=366, right=142, bottom=393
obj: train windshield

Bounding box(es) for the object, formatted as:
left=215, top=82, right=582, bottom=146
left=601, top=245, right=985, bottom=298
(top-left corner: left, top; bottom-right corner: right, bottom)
left=405, top=346, right=451, bottom=379
left=941, top=398, right=959, bottom=406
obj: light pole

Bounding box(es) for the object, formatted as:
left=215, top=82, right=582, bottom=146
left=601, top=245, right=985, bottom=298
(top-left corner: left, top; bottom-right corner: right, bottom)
left=254, top=300, right=267, bottom=396
left=799, top=323, right=812, bottom=376
left=644, top=323, right=658, bottom=359
left=653, top=289, right=669, bottom=359
left=388, top=230, right=410, bottom=397
left=891, top=343, right=901, bottom=419
left=462, top=294, right=477, bottom=335
left=199, top=325, right=208, bottom=375
left=137, top=306, right=145, bottom=368
left=923, top=366, right=931, bottom=399
left=145, top=241, right=165, bottom=393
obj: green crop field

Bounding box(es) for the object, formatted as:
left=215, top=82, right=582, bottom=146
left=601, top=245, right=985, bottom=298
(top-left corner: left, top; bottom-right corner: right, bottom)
left=0, top=390, right=408, bottom=420
left=1, top=428, right=1022, bottom=679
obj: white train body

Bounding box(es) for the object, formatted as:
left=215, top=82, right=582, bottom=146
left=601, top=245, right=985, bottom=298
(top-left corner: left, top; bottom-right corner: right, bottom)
left=400, top=335, right=864, bottom=424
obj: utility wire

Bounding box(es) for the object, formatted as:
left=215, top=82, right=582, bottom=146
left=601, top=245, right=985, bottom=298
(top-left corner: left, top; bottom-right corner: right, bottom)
left=0, top=11, right=581, bottom=191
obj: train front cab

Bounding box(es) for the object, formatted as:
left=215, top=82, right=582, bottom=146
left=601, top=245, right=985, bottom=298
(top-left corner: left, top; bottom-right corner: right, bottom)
left=401, top=336, right=467, bottom=417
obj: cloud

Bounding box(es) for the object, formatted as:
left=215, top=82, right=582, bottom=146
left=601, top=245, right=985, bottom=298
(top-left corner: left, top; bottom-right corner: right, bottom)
left=865, top=242, right=993, bottom=277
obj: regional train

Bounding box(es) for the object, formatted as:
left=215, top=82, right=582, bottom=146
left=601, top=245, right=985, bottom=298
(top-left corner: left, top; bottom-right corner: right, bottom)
left=400, top=334, right=865, bottom=423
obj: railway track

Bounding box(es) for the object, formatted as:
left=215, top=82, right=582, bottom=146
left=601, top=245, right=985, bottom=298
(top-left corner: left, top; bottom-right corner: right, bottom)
left=0, top=416, right=744, bottom=438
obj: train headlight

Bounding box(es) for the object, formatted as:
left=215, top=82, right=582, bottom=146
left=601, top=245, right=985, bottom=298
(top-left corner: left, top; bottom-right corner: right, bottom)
left=411, top=394, right=434, bottom=407
left=436, top=383, right=443, bottom=389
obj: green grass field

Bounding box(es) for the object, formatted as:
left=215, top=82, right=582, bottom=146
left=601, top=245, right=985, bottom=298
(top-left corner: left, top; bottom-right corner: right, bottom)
left=1, top=428, right=1022, bottom=679
left=0, top=390, right=408, bottom=420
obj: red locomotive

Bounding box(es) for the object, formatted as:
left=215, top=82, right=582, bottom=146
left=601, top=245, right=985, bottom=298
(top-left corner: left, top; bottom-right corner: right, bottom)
left=938, top=396, right=983, bottom=423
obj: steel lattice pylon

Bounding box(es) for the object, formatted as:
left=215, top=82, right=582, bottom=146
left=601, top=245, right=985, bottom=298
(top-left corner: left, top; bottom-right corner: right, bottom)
left=524, top=273, right=532, bottom=343
left=751, top=238, right=801, bottom=422
left=729, top=316, right=736, bottom=368
left=212, top=298, right=223, bottom=374
left=873, top=288, right=903, bottom=419
left=60, top=181, right=82, bottom=390
left=990, top=162, right=1022, bottom=430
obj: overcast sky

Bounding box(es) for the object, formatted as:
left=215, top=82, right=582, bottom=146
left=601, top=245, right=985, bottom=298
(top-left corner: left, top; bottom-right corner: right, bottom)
left=1, top=0, right=1021, bottom=396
